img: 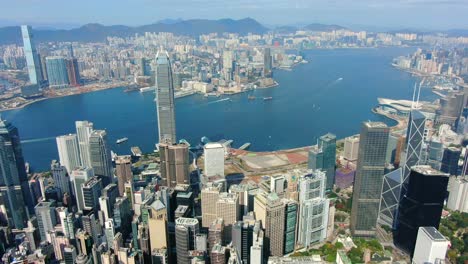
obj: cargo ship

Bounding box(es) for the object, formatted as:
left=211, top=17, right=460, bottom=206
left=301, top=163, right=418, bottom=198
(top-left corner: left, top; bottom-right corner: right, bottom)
left=263, top=97, right=273, bottom=101
left=116, top=137, right=128, bottom=144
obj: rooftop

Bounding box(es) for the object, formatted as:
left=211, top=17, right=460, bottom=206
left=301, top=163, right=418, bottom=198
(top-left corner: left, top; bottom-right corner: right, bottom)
left=204, top=142, right=224, bottom=149
left=412, top=165, right=448, bottom=176
left=364, top=121, right=388, bottom=129
left=83, top=176, right=101, bottom=188
left=320, top=133, right=336, bottom=142
left=175, top=217, right=199, bottom=226
left=420, top=226, right=448, bottom=242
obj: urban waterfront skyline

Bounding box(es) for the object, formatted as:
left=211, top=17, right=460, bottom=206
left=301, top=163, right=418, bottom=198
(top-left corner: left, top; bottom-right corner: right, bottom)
left=0, top=7, right=466, bottom=263
left=3, top=48, right=437, bottom=171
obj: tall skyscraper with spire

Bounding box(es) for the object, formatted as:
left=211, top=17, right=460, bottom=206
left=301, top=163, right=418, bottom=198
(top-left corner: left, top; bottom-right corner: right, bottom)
left=21, top=25, right=43, bottom=85
left=401, top=110, right=426, bottom=194
left=155, top=51, right=176, bottom=144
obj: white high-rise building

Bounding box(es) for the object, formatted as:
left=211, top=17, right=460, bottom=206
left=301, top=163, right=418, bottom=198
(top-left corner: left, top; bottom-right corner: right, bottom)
left=99, top=196, right=110, bottom=221
left=104, top=219, right=116, bottom=249
left=204, top=143, right=225, bottom=177
left=56, top=134, right=81, bottom=173
left=297, top=169, right=330, bottom=247
left=75, top=121, right=93, bottom=167
left=70, top=167, right=94, bottom=212
left=413, top=227, right=449, bottom=264
left=298, top=170, right=326, bottom=203
left=56, top=207, right=68, bottom=235
left=250, top=221, right=264, bottom=264
left=447, top=177, right=468, bottom=213
left=222, top=50, right=233, bottom=81
left=270, top=175, right=286, bottom=195
left=344, top=135, right=360, bottom=161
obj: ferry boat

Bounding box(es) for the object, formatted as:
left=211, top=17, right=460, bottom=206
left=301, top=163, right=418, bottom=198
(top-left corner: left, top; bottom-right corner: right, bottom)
left=263, top=97, right=273, bottom=101
left=116, top=137, right=128, bottom=144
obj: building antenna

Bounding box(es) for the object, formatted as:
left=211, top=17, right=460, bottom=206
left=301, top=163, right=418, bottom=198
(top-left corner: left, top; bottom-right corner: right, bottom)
left=411, top=82, right=417, bottom=110
left=415, top=78, right=423, bottom=108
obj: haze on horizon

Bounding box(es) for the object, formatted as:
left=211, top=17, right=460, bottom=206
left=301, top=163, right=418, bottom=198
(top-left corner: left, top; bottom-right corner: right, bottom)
left=1, top=0, right=468, bottom=31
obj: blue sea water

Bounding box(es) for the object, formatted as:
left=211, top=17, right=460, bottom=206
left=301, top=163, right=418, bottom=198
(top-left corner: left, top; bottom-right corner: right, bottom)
left=3, top=48, right=437, bottom=171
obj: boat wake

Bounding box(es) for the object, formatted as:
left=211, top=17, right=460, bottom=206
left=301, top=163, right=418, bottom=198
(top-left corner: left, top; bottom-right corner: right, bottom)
left=21, top=137, right=56, bottom=144
left=205, top=98, right=231, bottom=105
left=327, top=77, right=343, bottom=87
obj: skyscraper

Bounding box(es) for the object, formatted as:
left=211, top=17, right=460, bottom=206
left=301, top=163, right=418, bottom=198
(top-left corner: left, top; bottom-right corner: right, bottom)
left=63, top=245, right=77, bottom=264
left=56, top=134, right=81, bottom=174
left=447, top=177, right=468, bottom=212
left=203, top=143, right=225, bottom=177
left=412, top=227, right=449, bottom=264
left=66, top=58, right=81, bottom=86
left=319, top=133, right=337, bottom=190
left=344, top=135, right=360, bottom=161
left=89, top=130, right=113, bottom=185
left=82, top=177, right=103, bottom=211
left=148, top=199, right=169, bottom=251
left=350, top=122, right=389, bottom=237
left=215, top=192, right=239, bottom=242
left=0, top=118, right=33, bottom=227
left=201, top=183, right=222, bottom=228
left=51, top=160, right=71, bottom=199
left=283, top=200, right=298, bottom=254
left=115, top=155, right=132, bottom=196
left=297, top=170, right=329, bottom=247
left=394, top=166, right=449, bottom=255
left=159, top=143, right=189, bottom=187
left=208, top=218, right=224, bottom=253
left=155, top=51, right=176, bottom=144
left=378, top=168, right=403, bottom=228
left=75, top=121, right=93, bottom=168
left=35, top=201, right=57, bottom=240
left=70, top=167, right=94, bottom=212
left=113, top=196, right=132, bottom=238
left=441, top=147, right=461, bottom=175
left=21, top=25, right=43, bottom=85
left=210, top=244, right=227, bottom=264
left=46, top=56, right=70, bottom=88
left=250, top=222, right=264, bottom=264
left=307, top=145, right=323, bottom=171
left=175, top=217, right=200, bottom=264
left=254, top=192, right=285, bottom=257
left=222, top=50, right=234, bottom=81
left=401, top=110, right=426, bottom=195
left=263, top=47, right=273, bottom=77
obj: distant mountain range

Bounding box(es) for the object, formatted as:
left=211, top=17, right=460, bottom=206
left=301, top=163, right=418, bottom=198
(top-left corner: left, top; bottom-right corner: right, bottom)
left=0, top=18, right=268, bottom=45
left=0, top=18, right=466, bottom=45
left=303, top=23, right=347, bottom=32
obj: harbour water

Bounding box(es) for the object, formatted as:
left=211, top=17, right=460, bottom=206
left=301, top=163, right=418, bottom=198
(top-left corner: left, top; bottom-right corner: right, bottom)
left=3, top=48, right=437, bottom=171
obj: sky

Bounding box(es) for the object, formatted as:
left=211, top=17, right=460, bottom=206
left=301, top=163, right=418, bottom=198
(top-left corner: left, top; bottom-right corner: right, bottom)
left=1, top=0, right=468, bottom=30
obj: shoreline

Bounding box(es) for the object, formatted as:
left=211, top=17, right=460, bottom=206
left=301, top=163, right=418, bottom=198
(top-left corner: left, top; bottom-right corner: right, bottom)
left=0, top=82, right=127, bottom=112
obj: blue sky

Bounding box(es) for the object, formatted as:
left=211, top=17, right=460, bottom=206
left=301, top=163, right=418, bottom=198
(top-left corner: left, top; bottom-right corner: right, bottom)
left=2, top=0, right=467, bottom=30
